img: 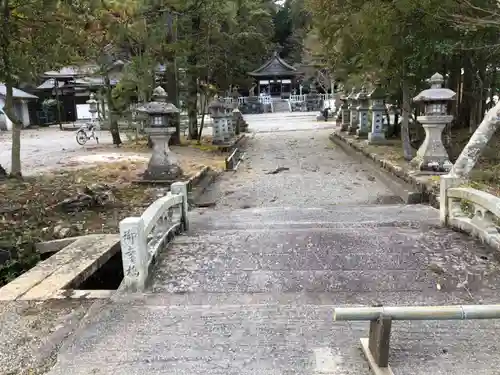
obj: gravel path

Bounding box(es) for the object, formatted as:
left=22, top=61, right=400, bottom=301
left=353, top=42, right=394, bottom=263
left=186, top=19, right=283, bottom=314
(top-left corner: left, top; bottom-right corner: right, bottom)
left=202, top=126, right=399, bottom=209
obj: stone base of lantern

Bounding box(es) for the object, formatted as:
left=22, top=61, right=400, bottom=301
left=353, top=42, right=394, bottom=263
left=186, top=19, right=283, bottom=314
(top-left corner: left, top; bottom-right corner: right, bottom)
left=143, top=133, right=183, bottom=181
left=355, top=128, right=368, bottom=139
left=368, top=131, right=387, bottom=144
left=340, top=122, right=349, bottom=131
left=410, top=116, right=453, bottom=173
left=410, top=155, right=452, bottom=173
left=347, top=124, right=358, bottom=135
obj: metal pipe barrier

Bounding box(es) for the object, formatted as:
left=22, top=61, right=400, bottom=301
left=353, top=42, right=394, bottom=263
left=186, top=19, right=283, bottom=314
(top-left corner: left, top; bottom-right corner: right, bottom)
left=334, top=304, right=500, bottom=321
left=333, top=304, right=500, bottom=375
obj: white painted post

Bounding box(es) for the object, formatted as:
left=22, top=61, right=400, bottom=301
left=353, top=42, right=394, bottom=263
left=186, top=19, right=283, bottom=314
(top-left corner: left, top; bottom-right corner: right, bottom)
left=119, top=217, right=148, bottom=291
left=171, top=182, right=189, bottom=231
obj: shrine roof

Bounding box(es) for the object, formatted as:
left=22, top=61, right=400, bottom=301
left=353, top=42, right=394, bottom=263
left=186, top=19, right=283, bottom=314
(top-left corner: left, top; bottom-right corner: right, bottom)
left=248, top=52, right=298, bottom=77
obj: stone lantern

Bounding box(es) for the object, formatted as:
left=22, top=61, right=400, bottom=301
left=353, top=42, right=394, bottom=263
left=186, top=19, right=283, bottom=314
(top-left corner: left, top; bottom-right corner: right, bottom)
left=208, top=98, right=229, bottom=144
left=87, top=93, right=98, bottom=127
left=355, top=86, right=370, bottom=139
left=136, top=86, right=182, bottom=181
left=368, top=84, right=387, bottom=144
left=411, top=73, right=456, bottom=172
left=347, top=87, right=358, bottom=135
left=339, top=93, right=350, bottom=131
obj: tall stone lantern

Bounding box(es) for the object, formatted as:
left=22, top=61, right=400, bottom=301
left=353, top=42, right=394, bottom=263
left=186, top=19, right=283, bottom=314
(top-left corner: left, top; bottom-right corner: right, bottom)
left=347, top=87, right=358, bottom=135
left=136, top=86, right=183, bottom=181
left=411, top=73, right=456, bottom=172
left=208, top=98, right=229, bottom=144
left=368, top=84, right=387, bottom=144
left=339, top=93, right=350, bottom=131
left=355, top=86, right=370, bottom=139
left=87, top=93, right=98, bottom=128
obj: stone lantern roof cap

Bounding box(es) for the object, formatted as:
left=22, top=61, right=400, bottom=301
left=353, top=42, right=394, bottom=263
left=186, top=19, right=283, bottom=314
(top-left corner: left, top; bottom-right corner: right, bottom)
left=355, top=86, right=368, bottom=100
left=346, top=88, right=357, bottom=100
left=86, top=92, right=97, bottom=104
left=136, top=86, right=180, bottom=114
left=413, top=72, right=456, bottom=102
left=208, top=98, right=226, bottom=109
left=368, top=85, right=386, bottom=100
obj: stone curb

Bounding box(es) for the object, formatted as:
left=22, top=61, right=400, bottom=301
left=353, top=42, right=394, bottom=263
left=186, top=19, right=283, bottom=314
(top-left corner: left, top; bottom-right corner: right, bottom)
left=329, top=131, right=440, bottom=208
left=185, top=165, right=210, bottom=193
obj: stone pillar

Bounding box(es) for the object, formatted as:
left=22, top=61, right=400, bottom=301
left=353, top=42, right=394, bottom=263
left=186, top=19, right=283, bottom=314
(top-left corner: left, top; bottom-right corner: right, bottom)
left=208, top=99, right=227, bottom=145
left=411, top=73, right=456, bottom=172
left=339, top=93, right=350, bottom=131
left=225, top=103, right=235, bottom=139
left=232, top=108, right=240, bottom=135
left=355, top=86, right=370, bottom=139
left=347, top=87, right=358, bottom=135
left=368, top=85, right=387, bottom=144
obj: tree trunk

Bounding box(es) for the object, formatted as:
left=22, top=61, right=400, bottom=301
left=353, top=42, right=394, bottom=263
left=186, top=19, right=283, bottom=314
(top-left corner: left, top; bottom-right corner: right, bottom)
left=1, top=0, right=21, bottom=177
left=451, top=100, right=500, bottom=178
left=54, top=79, right=62, bottom=130
left=99, top=90, right=107, bottom=119
left=186, top=15, right=201, bottom=140
left=197, top=95, right=209, bottom=143
left=105, top=75, right=122, bottom=146
left=448, top=58, right=461, bottom=119
left=186, top=71, right=198, bottom=140
left=458, top=59, right=474, bottom=129
left=164, top=65, right=181, bottom=145
left=401, top=79, right=413, bottom=161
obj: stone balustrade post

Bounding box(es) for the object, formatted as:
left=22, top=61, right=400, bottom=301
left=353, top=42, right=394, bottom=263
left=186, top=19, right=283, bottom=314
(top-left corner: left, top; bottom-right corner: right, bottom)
left=439, top=174, right=461, bottom=225
left=355, top=86, right=370, bottom=139
left=347, top=87, right=358, bottom=135
left=411, top=73, right=455, bottom=172
left=119, top=216, right=148, bottom=291
left=368, top=84, right=387, bottom=144
left=171, top=182, right=189, bottom=231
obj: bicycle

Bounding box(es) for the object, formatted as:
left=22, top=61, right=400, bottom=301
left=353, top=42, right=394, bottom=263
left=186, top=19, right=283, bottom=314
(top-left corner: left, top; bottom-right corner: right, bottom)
left=76, top=123, right=99, bottom=145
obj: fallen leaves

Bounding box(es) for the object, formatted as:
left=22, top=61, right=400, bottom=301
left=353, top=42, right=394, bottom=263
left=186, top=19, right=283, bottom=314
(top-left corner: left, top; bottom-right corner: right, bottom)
left=0, top=161, right=150, bottom=286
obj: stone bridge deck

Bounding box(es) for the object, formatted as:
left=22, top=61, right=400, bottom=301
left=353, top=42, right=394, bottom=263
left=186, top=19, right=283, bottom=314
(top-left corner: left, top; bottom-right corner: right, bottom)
left=47, top=114, right=500, bottom=375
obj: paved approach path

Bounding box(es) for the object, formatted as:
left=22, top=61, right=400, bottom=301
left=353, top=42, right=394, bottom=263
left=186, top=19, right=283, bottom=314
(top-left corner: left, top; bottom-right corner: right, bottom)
left=48, top=113, right=500, bottom=375
left=200, top=113, right=399, bottom=208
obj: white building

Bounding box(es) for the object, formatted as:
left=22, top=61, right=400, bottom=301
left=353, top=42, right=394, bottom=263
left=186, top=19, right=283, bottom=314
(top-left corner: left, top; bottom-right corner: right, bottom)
left=0, top=84, right=38, bottom=131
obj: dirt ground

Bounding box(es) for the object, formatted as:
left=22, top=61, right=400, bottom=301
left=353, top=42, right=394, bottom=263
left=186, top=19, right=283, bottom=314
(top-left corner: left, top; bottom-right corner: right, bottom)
left=0, top=131, right=227, bottom=287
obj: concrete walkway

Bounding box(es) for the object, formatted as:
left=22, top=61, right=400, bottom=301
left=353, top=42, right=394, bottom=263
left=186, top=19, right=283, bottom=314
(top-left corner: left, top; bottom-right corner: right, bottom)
left=47, top=113, right=500, bottom=375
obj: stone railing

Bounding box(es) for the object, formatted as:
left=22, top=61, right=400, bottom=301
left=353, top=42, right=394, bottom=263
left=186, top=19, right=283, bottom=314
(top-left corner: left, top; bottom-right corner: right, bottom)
left=289, top=93, right=334, bottom=102
left=440, top=101, right=500, bottom=251
left=290, top=94, right=306, bottom=102
left=442, top=186, right=500, bottom=249
left=223, top=96, right=273, bottom=105
left=119, top=182, right=189, bottom=291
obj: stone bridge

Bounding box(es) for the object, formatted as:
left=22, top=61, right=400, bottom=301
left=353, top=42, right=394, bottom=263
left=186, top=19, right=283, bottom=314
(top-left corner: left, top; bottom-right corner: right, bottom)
left=47, top=112, right=500, bottom=375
